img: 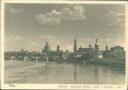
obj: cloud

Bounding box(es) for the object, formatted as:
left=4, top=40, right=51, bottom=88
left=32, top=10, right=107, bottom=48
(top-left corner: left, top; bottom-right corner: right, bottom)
left=6, top=34, right=23, bottom=41
left=61, top=5, right=86, bottom=20
left=9, top=8, right=23, bottom=14
left=28, top=41, right=37, bottom=46
left=100, top=11, right=125, bottom=26
left=36, top=5, right=86, bottom=26
left=36, top=10, right=61, bottom=26
left=108, top=11, right=125, bottom=26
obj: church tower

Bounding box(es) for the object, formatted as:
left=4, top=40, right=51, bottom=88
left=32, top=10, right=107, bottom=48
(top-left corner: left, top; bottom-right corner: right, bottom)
left=74, top=37, right=77, bottom=53
left=57, top=45, right=60, bottom=52
left=44, top=41, right=50, bottom=53
left=106, top=44, right=109, bottom=51
left=95, top=39, right=99, bottom=51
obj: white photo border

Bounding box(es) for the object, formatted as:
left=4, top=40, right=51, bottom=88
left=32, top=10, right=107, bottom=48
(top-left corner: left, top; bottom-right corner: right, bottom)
left=1, top=0, right=128, bottom=89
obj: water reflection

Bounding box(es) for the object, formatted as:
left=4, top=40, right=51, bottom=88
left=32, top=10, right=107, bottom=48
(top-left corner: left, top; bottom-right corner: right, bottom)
left=45, top=61, right=48, bottom=83
left=5, top=60, right=125, bottom=84
left=94, top=67, right=98, bottom=83
left=74, top=64, right=77, bottom=84
left=42, top=62, right=125, bottom=84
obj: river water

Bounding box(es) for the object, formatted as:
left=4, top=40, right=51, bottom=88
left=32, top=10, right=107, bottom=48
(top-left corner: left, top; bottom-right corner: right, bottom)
left=5, top=60, right=125, bottom=84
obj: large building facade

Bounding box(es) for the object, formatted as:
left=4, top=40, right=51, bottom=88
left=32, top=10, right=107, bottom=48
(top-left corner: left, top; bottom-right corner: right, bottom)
left=103, top=46, right=125, bottom=60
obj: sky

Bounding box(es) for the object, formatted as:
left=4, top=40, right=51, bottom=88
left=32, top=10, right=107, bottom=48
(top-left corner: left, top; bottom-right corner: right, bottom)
left=4, top=3, right=126, bottom=52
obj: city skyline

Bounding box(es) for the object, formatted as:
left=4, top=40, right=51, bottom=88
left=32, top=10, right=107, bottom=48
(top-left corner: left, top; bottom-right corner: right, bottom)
left=5, top=4, right=125, bottom=51
left=4, top=37, right=125, bottom=52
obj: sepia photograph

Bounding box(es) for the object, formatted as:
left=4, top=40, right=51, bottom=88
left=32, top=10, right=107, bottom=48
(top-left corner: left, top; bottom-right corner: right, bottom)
left=0, top=0, right=127, bottom=89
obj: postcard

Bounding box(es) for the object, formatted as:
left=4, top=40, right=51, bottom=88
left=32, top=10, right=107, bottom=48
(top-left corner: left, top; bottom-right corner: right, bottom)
left=0, top=0, right=128, bottom=90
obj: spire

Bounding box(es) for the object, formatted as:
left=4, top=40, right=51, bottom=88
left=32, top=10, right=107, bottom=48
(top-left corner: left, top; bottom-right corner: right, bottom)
left=74, top=36, right=77, bottom=53
left=96, top=39, right=98, bottom=43
left=106, top=44, right=109, bottom=51
left=75, top=36, right=77, bottom=42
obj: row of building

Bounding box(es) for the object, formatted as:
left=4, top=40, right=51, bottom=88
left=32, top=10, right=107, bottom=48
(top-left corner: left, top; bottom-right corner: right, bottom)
left=4, top=38, right=125, bottom=62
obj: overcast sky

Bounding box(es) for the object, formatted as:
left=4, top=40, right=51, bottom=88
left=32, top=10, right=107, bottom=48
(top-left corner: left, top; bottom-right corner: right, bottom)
left=5, top=3, right=126, bottom=52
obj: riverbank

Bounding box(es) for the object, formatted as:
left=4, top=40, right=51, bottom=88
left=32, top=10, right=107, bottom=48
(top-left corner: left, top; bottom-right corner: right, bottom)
left=5, top=58, right=125, bottom=68
left=92, top=59, right=125, bottom=68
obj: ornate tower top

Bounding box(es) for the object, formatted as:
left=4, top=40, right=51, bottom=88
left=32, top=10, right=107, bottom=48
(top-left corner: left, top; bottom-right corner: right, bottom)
left=95, top=39, right=99, bottom=51
left=95, top=39, right=99, bottom=45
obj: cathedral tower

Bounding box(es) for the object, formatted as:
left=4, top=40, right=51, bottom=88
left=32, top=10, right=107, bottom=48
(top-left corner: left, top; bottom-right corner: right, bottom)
left=106, top=44, right=109, bottom=51
left=57, top=45, right=60, bottom=52
left=74, top=37, right=77, bottom=53
left=44, top=41, right=50, bottom=53
left=95, top=39, right=99, bottom=51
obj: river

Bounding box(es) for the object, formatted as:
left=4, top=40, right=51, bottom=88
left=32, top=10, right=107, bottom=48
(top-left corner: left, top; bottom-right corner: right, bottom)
left=5, top=60, right=125, bottom=84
